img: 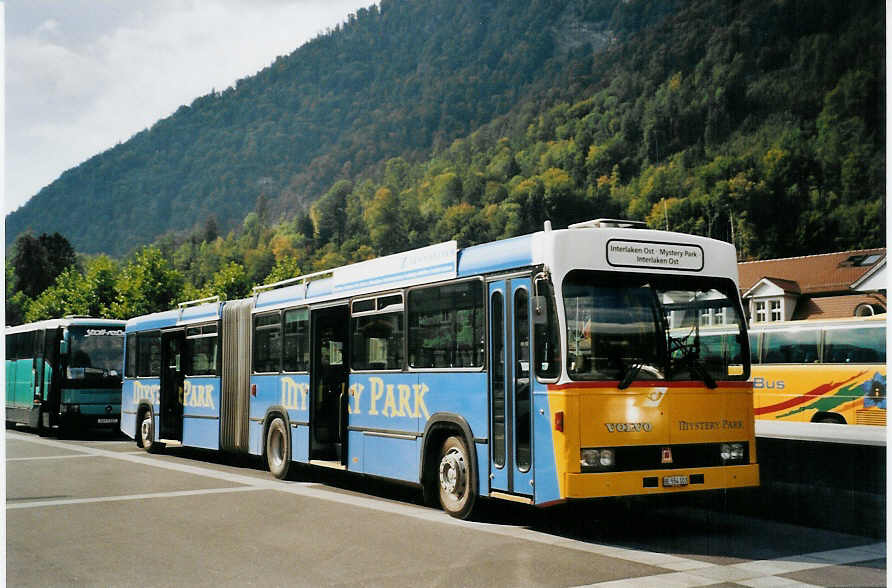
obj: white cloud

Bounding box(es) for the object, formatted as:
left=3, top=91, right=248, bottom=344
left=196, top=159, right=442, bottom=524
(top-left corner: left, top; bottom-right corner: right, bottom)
left=35, top=18, right=60, bottom=35
left=5, top=0, right=375, bottom=213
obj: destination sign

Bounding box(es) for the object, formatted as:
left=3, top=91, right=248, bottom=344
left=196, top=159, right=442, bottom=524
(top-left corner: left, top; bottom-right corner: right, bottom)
left=85, top=329, right=125, bottom=337
left=606, top=239, right=704, bottom=271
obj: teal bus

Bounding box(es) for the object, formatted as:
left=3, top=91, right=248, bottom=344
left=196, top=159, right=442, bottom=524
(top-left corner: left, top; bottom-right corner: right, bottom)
left=6, top=317, right=126, bottom=435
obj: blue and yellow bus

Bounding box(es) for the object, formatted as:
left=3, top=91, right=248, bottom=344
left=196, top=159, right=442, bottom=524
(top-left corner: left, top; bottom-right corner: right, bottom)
left=6, top=317, right=125, bottom=434
left=122, top=219, right=759, bottom=518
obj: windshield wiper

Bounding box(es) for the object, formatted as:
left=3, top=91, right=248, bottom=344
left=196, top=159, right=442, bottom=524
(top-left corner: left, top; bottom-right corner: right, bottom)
left=688, top=354, right=717, bottom=389
left=669, top=334, right=717, bottom=389
left=618, top=361, right=643, bottom=390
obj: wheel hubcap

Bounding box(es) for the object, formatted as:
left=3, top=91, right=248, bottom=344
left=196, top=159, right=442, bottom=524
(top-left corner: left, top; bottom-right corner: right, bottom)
left=439, top=448, right=466, bottom=497
left=141, top=417, right=151, bottom=445
left=270, top=428, right=283, bottom=465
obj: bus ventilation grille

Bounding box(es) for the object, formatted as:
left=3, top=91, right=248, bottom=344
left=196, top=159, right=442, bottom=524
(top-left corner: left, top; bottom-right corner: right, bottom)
left=855, top=410, right=886, bottom=426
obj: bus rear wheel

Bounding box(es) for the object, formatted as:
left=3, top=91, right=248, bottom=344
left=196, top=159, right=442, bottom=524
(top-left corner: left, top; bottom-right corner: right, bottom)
left=437, top=435, right=477, bottom=519
left=266, top=417, right=291, bottom=480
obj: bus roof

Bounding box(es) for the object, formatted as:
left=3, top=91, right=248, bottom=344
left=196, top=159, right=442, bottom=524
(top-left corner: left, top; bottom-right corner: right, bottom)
left=748, top=314, right=887, bottom=331
left=125, top=301, right=223, bottom=333
left=124, top=220, right=743, bottom=323
left=251, top=224, right=738, bottom=313
left=6, top=317, right=126, bottom=334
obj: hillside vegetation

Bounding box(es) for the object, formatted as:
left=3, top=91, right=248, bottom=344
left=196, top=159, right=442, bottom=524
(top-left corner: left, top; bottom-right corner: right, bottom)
left=7, top=0, right=885, bottom=324
left=7, top=0, right=670, bottom=255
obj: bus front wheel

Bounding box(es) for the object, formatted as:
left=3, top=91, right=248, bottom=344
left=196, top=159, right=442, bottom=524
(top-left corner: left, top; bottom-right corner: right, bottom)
left=266, top=417, right=291, bottom=480
left=437, top=435, right=477, bottom=519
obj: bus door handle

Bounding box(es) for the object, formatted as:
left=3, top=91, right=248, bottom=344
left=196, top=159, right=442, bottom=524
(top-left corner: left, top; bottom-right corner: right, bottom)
left=338, top=384, right=346, bottom=441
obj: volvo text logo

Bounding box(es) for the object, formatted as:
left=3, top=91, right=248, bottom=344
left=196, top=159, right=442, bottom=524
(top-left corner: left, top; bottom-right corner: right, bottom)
left=605, top=422, right=652, bottom=433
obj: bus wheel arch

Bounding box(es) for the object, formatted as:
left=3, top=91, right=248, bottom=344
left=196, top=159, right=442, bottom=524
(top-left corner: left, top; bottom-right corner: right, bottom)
left=813, top=412, right=847, bottom=424
left=421, top=415, right=478, bottom=519
left=263, top=409, right=291, bottom=480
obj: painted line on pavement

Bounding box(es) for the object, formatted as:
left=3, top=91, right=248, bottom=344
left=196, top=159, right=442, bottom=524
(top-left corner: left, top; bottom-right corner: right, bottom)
left=8, top=486, right=263, bottom=510
left=7, top=454, right=98, bottom=461
left=577, top=542, right=887, bottom=587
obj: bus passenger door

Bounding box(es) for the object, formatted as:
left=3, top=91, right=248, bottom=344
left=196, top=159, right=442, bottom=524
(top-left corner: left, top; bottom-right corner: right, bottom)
left=310, top=306, right=349, bottom=464
left=160, top=329, right=185, bottom=441
left=488, top=278, right=534, bottom=497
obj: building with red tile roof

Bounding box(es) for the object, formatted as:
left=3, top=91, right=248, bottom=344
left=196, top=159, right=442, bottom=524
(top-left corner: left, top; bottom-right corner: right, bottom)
left=738, top=249, right=886, bottom=324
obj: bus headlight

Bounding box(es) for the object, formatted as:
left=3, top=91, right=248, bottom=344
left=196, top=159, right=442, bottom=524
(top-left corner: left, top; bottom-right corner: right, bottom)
left=720, top=444, right=731, bottom=460
left=581, top=449, right=599, bottom=468
left=67, top=368, right=86, bottom=380
left=581, top=448, right=616, bottom=471
left=721, top=443, right=745, bottom=462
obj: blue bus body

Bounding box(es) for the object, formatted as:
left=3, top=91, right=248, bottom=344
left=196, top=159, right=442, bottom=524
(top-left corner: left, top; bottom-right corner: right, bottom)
left=123, top=224, right=759, bottom=517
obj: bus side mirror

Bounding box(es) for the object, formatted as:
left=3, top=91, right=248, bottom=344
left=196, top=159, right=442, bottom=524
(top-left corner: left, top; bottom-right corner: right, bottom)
left=59, top=340, right=68, bottom=355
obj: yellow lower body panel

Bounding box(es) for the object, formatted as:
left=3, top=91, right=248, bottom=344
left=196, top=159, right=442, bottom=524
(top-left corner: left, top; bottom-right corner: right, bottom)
left=564, top=464, right=759, bottom=499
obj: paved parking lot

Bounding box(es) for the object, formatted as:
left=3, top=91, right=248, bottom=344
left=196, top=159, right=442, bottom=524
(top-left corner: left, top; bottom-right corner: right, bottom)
left=5, top=429, right=886, bottom=587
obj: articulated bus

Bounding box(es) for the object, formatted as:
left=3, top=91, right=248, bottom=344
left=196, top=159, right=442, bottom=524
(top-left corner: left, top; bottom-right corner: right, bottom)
left=121, top=219, right=759, bottom=518
left=6, top=317, right=126, bottom=434
left=749, top=315, right=886, bottom=426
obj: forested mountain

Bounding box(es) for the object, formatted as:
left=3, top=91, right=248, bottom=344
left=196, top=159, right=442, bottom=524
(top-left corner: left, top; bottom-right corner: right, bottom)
left=7, top=0, right=885, bottom=324
left=7, top=0, right=674, bottom=255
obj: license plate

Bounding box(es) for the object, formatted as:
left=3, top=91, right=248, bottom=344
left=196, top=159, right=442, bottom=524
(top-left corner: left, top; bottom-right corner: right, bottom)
left=96, top=418, right=117, bottom=424
left=663, top=475, right=689, bottom=487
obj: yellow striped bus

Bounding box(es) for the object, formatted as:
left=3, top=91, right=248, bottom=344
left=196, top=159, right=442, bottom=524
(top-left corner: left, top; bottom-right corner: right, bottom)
left=747, top=315, right=886, bottom=426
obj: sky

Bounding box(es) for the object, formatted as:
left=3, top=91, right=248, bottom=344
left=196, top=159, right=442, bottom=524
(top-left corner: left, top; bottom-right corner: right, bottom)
left=4, top=0, right=377, bottom=214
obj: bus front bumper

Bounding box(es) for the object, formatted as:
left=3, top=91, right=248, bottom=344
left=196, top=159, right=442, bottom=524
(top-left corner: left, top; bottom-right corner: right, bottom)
left=60, top=405, right=120, bottom=428
left=564, top=463, right=759, bottom=498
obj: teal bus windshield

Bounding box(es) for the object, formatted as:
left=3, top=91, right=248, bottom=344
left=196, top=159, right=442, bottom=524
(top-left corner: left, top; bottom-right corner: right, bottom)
left=66, top=326, right=124, bottom=385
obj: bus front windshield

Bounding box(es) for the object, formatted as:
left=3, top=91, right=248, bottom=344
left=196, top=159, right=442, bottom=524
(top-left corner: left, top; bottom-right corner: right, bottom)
left=563, top=270, right=749, bottom=385
left=67, top=326, right=124, bottom=383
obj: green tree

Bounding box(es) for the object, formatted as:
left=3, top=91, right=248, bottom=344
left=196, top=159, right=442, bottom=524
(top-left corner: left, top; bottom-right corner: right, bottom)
left=264, top=256, right=303, bottom=285
left=364, top=187, right=406, bottom=254
left=203, top=261, right=251, bottom=300
left=311, top=180, right=352, bottom=244
left=10, top=232, right=77, bottom=298
left=110, top=247, right=184, bottom=318
left=24, top=255, right=118, bottom=322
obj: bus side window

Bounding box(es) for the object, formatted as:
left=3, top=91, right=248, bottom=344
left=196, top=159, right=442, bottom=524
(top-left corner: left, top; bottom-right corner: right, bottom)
left=352, top=312, right=404, bottom=371
left=125, top=334, right=137, bottom=377
left=533, top=279, right=561, bottom=379
left=408, top=281, right=483, bottom=369
left=823, top=327, right=886, bottom=364
left=253, top=313, right=282, bottom=373
left=137, top=332, right=162, bottom=377
left=16, top=332, right=34, bottom=361
left=762, top=330, right=820, bottom=364
left=748, top=333, right=760, bottom=364
left=186, top=324, right=218, bottom=376
left=283, top=308, right=310, bottom=372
